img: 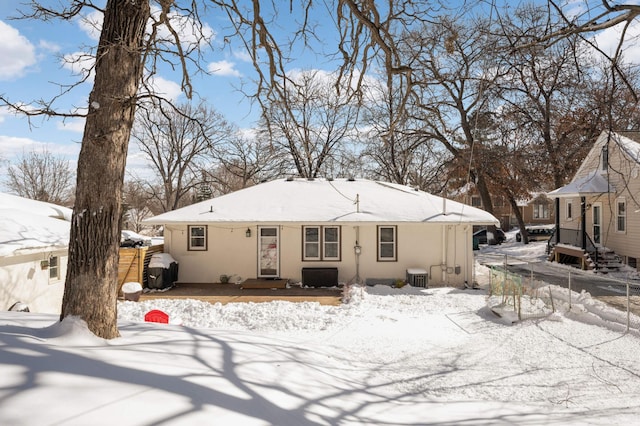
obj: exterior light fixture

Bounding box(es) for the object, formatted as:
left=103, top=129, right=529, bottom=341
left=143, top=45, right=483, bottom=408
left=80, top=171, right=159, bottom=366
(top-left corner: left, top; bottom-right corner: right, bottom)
left=246, top=228, right=252, bottom=238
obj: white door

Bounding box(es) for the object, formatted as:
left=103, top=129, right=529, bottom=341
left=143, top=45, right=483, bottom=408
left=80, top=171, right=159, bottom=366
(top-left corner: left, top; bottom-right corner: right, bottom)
left=258, top=226, right=279, bottom=278
left=592, top=202, right=602, bottom=244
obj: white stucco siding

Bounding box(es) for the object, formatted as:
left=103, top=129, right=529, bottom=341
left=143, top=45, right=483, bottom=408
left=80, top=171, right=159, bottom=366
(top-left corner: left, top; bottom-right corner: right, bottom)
left=164, top=224, right=257, bottom=283
left=0, top=250, right=67, bottom=313
left=163, top=222, right=473, bottom=286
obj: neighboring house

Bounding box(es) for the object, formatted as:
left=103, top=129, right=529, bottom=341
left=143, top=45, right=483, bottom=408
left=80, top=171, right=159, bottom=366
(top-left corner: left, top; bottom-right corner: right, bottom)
left=458, top=188, right=554, bottom=230
left=0, top=193, right=71, bottom=313
left=463, top=191, right=512, bottom=231
left=516, top=193, right=555, bottom=227
left=548, top=130, right=640, bottom=271
left=143, top=178, right=499, bottom=287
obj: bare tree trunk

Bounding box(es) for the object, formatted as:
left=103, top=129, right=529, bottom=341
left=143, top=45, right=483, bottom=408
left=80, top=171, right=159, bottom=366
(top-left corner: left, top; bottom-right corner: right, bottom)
left=508, top=194, right=529, bottom=244
left=61, top=0, right=150, bottom=339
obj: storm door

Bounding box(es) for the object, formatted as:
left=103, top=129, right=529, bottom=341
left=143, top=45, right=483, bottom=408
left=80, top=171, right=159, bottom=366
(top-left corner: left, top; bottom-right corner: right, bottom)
left=592, top=203, right=602, bottom=244
left=258, top=226, right=280, bottom=278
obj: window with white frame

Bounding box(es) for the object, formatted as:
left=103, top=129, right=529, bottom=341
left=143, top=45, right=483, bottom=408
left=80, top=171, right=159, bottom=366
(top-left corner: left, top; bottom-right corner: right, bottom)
left=323, top=226, right=340, bottom=260
left=303, top=226, right=320, bottom=260
left=303, top=226, right=341, bottom=261
left=601, top=145, right=609, bottom=172
left=188, top=225, right=207, bottom=251
left=566, top=200, right=573, bottom=220
left=533, top=203, right=550, bottom=219
left=377, top=226, right=397, bottom=261
left=617, top=198, right=626, bottom=232
left=49, top=256, right=60, bottom=280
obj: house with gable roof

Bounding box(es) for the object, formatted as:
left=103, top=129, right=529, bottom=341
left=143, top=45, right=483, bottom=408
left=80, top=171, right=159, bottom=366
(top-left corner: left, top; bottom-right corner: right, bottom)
left=143, top=178, right=499, bottom=288
left=548, top=130, right=640, bottom=271
left=0, top=193, right=71, bottom=313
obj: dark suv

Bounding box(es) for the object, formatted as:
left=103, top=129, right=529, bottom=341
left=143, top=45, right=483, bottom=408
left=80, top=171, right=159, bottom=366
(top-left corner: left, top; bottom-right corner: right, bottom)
left=473, top=228, right=506, bottom=245
left=516, top=225, right=555, bottom=242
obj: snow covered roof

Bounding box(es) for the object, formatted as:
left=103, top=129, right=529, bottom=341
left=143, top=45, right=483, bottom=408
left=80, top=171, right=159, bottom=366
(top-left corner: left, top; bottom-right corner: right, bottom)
left=515, top=192, right=551, bottom=207
left=547, top=170, right=614, bottom=198
left=144, top=178, right=499, bottom=225
left=615, top=131, right=640, bottom=163
left=0, top=192, right=72, bottom=221
left=0, top=194, right=71, bottom=257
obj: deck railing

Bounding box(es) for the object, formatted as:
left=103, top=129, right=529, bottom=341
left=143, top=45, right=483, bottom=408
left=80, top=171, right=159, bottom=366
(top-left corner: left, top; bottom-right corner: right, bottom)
left=547, top=228, right=599, bottom=266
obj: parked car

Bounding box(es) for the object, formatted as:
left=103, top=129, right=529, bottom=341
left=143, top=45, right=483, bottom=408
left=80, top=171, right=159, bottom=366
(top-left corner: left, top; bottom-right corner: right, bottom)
left=516, top=225, right=555, bottom=242
left=473, top=228, right=506, bottom=245
left=120, top=230, right=152, bottom=247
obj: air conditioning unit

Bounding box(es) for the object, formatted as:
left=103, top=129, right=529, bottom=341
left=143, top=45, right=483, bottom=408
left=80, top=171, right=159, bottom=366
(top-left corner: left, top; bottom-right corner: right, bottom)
left=406, top=268, right=428, bottom=287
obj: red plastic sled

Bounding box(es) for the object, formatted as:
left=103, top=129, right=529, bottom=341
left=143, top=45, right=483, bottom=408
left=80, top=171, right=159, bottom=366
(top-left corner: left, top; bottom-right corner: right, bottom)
left=144, top=309, right=169, bottom=324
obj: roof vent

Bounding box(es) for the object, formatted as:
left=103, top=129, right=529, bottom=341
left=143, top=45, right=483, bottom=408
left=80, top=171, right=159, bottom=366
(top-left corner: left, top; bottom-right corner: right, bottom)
left=347, top=177, right=355, bottom=182
left=286, top=176, right=294, bottom=182
left=307, top=177, right=314, bottom=181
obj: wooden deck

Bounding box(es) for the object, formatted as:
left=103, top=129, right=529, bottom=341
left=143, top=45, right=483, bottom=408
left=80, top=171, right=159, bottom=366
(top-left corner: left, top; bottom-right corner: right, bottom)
left=134, top=280, right=344, bottom=306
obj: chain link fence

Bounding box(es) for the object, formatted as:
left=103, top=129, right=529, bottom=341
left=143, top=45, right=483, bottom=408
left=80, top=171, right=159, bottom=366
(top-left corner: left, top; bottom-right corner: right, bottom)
left=487, top=265, right=554, bottom=322
left=486, top=258, right=640, bottom=331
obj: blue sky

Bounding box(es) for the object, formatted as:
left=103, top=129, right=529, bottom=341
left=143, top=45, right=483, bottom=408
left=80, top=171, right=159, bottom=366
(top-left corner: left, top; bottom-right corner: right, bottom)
left=1, top=0, right=638, bottom=183
left=0, top=1, right=284, bottom=179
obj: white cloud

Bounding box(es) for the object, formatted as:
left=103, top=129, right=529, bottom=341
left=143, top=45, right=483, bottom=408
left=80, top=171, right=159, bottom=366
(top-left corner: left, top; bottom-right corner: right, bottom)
left=56, top=118, right=86, bottom=133
left=0, top=135, right=39, bottom=157
left=78, top=10, right=103, bottom=41
left=0, top=21, right=37, bottom=80
left=0, top=136, right=79, bottom=163
left=62, top=51, right=96, bottom=83
left=233, top=50, right=252, bottom=63
left=150, top=5, right=216, bottom=48
left=0, top=106, right=10, bottom=124
left=38, top=39, right=61, bottom=53
left=77, top=7, right=215, bottom=49
left=140, top=75, right=183, bottom=101
left=208, top=60, right=242, bottom=77
left=592, top=20, right=640, bottom=64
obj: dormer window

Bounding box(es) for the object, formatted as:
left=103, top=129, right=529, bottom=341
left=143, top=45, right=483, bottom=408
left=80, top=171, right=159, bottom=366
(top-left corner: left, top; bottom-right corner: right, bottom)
left=601, top=145, right=609, bottom=172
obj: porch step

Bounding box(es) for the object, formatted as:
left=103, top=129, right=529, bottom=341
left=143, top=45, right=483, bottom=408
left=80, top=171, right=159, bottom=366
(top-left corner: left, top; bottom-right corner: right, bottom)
left=593, top=249, right=624, bottom=273
left=550, top=245, right=623, bottom=272
left=241, top=278, right=288, bottom=289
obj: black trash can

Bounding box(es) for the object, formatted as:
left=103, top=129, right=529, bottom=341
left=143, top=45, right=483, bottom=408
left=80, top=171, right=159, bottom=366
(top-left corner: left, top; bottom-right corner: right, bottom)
left=147, top=253, right=179, bottom=290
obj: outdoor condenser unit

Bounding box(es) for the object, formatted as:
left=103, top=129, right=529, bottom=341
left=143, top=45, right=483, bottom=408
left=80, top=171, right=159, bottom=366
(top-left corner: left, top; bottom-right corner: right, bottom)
left=406, top=268, right=428, bottom=287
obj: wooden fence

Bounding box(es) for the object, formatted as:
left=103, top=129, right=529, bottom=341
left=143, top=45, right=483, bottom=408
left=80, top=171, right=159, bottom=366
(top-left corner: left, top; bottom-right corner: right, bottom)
left=118, top=244, right=164, bottom=295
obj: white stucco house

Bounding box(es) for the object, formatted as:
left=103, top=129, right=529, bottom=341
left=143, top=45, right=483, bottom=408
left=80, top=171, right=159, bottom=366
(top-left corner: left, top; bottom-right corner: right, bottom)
left=0, top=193, right=71, bottom=313
left=143, top=178, right=499, bottom=287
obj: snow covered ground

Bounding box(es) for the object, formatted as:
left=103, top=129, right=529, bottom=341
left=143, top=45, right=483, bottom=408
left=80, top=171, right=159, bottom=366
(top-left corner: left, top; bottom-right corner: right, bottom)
left=2, top=235, right=640, bottom=425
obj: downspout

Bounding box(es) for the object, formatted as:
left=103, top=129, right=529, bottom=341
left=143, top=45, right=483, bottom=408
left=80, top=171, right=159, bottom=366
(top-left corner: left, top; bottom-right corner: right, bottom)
left=442, top=225, right=447, bottom=283
left=442, top=198, right=447, bottom=283
left=464, top=225, right=469, bottom=286
left=581, top=196, right=587, bottom=250
left=555, top=197, right=560, bottom=244
left=354, top=225, right=361, bottom=284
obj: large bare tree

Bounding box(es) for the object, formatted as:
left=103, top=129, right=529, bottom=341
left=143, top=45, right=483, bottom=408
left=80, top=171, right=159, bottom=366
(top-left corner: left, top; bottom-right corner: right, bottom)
left=206, top=133, right=288, bottom=195
left=131, top=100, right=232, bottom=212
left=259, top=69, right=361, bottom=178
left=60, top=0, right=152, bottom=338
left=6, top=148, right=74, bottom=205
